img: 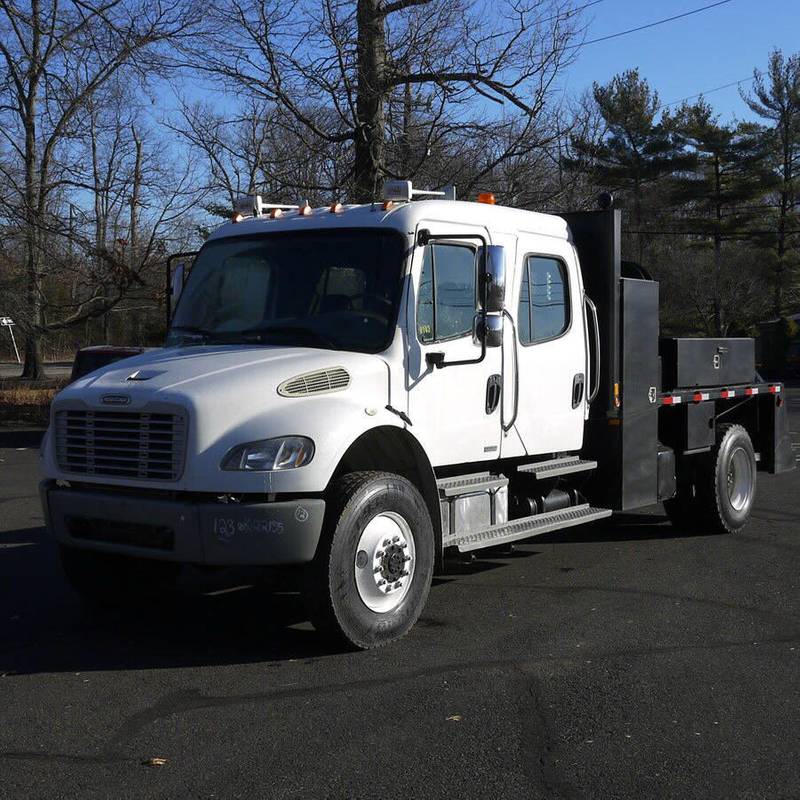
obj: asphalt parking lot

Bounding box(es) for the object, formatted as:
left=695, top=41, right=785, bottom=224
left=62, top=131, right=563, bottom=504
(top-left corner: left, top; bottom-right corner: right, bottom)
left=1, top=394, right=799, bottom=800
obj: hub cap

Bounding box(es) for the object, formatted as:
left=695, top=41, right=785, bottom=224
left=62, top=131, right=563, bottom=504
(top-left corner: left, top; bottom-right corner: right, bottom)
left=726, top=446, right=754, bottom=512
left=354, top=512, right=415, bottom=613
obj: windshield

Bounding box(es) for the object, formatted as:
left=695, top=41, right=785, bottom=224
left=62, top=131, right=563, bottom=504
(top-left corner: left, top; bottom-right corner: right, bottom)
left=168, top=229, right=406, bottom=353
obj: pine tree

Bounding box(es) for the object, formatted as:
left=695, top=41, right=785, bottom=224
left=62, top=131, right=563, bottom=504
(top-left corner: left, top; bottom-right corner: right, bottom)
left=742, top=49, right=800, bottom=316
left=665, top=100, right=778, bottom=334
left=564, top=69, right=689, bottom=263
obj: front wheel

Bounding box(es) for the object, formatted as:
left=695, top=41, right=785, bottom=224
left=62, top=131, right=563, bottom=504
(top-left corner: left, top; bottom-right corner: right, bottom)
left=303, top=471, right=435, bottom=649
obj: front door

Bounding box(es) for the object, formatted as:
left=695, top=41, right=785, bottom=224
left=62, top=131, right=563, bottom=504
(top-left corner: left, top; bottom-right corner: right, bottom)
left=405, top=223, right=503, bottom=467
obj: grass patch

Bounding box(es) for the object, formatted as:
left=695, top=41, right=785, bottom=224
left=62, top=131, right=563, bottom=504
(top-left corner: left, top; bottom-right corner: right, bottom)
left=0, top=377, right=68, bottom=425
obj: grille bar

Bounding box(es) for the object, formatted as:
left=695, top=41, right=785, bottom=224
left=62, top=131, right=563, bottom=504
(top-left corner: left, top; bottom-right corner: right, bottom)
left=55, top=409, right=186, bottom=481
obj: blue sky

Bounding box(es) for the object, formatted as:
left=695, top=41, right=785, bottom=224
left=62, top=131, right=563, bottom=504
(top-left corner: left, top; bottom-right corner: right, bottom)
left=561, top=0, right=800, bottom=122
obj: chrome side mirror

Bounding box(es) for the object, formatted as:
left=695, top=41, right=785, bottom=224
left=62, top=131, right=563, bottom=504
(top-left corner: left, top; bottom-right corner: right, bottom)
left=474, top=313, right=504, bottom=348
left=482, top=245, right=506, bottom=313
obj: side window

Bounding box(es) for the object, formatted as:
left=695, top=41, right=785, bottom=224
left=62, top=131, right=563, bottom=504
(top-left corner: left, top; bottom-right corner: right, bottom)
left=517, top=256, right=569, bottom=344
left=416, top=243, right=477, bottom=342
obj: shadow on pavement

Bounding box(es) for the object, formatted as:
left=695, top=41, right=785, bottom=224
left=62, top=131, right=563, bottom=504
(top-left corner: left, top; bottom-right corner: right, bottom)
left=0, top=509, right=683, bottom=677
left=0, top=428, right=45, bottom=449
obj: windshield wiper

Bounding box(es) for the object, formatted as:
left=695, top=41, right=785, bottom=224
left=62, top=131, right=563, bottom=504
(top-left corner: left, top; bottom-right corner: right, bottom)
left=170, top=325, right=216, bottom=341
left=239, top=324, right=336, bottom=349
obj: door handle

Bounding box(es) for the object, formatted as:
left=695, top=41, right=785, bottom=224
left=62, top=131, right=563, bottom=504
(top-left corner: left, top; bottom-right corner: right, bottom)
left=486, top=374, right=501, bottom=414
left=572, top=373, right=585, bottom=408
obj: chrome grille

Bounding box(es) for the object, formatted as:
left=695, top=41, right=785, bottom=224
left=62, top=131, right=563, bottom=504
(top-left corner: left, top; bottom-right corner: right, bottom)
left=55, top=409, right=186, bottom=481
left=278, top=367, right=350, bottom=397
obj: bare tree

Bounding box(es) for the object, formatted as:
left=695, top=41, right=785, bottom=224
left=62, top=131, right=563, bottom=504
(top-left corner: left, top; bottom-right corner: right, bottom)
left=0, top=0, right=200, bottom=377
left=192, top=0, right=585, bottom=203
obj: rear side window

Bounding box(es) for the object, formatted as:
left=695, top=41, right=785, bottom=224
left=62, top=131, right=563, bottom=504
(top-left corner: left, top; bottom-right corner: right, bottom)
left=518, top=256, right=570, bottom=344
left=417, top=243, right=477, bottom=342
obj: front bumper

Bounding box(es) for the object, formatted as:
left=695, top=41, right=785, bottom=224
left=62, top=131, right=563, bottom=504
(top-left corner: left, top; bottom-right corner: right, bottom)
left=40, top=481, right=325, bottom=566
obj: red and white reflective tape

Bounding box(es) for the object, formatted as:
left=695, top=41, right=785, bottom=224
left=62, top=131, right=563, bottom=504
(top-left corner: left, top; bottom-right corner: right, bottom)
left=661, top=383, right=781, bottom=405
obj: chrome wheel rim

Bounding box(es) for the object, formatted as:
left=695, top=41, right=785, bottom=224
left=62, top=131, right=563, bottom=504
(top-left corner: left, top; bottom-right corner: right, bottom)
left=727, top=446, right=753, bottom=512
left=354, top=512, right=415, bottom=613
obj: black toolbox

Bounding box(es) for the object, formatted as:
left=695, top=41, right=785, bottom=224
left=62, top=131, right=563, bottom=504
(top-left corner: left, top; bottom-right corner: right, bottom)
left=659, top=337, right=756, bottom=390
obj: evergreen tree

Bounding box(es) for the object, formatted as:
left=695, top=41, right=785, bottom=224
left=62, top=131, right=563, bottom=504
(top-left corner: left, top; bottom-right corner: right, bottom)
left=564, top=69, right=688, bottom=262
left=742, top=49, right=800, bottom=316
left=665, top=100, right=777, bottom=334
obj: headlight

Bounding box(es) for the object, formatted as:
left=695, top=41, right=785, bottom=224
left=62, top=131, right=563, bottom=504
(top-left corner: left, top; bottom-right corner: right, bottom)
left=220, top=436, right=315, bottom=471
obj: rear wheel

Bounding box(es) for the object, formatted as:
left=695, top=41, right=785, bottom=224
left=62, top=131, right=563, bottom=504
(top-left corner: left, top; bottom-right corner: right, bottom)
left=303, top=471, right=434, bottom=649
left=59, top=546, right=181, bottom=607
left=666, top=424, right=756, bottom=534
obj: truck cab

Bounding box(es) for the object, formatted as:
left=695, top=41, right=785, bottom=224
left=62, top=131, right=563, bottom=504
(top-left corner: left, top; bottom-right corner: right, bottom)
left=40, top=183, right=793, bottom=649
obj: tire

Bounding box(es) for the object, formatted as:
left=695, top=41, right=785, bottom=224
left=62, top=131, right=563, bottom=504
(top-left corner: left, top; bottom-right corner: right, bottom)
left=666, top=424, right=757, bottom=535
left=698, top=424, right=757, bottom=534
left=303, top=471, right=435, bottom=650
left=59, top=545, right=181, bottom=607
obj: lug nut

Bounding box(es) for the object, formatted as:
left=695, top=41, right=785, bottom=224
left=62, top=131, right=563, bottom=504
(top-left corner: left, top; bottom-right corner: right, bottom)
left=376, top=550, right=384, bottom=558
left=377, top=579, right=385, bottom=586
left=394, top=581, right=402, bottom=589
left=392, top=535, right=399, bottom=543
left=401, top=570, right=409, bottom=577
left=373, top=567, right=381, bottom=574
left=382, top=539, right=391, bottom=547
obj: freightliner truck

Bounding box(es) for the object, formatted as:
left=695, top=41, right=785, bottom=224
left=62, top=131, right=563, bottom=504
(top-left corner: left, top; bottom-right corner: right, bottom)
left=39, top=182, right=795, bottom=648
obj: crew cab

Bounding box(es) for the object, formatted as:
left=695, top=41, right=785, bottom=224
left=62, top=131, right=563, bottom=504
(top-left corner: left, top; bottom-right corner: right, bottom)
left=39, top=183, right=794, bottom=648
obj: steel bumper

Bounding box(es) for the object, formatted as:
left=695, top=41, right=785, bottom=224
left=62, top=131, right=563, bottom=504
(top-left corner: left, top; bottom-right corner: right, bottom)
left=40, top=481, right=325, bottom=566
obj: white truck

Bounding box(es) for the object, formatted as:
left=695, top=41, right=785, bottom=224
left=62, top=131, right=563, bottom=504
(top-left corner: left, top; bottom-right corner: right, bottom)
left=39, top=182, right=794, bottom=648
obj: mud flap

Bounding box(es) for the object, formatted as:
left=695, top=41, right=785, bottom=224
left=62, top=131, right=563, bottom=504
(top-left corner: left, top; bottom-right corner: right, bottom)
left=760, top=392, right=795, bottom=474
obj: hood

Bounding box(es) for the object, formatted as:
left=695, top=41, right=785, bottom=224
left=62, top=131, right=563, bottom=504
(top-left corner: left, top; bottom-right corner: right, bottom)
left=60, top=344, right=385, bottom=405
left=47, top=343, right=396, bottom=493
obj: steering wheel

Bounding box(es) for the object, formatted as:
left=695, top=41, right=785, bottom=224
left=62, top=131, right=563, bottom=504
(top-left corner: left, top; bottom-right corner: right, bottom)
left=349, top=293, right=393, bottom=315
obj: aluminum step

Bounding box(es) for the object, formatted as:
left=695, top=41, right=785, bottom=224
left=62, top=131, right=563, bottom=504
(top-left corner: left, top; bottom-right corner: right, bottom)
left=517, top=456, right=597, bottom=479
left=453, top=503, right=612, bottom=552
left=436, top=472, right=509, bottom=498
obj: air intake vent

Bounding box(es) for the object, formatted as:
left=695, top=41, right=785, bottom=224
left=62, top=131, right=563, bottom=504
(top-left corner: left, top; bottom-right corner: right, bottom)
left=278, top=367, right=350, bottom=397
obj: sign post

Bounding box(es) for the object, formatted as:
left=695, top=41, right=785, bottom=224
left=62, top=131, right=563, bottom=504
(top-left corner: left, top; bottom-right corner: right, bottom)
left=0, top=317, right=21, bottom=364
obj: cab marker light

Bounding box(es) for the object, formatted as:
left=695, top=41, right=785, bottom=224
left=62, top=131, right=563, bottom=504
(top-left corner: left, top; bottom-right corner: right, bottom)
left=769, top=385, right=780, bottom=394
left=662, top=395, right=681, bottom=405
left=232, top=213, right=244, bottom=223
left=382, top=200, right=394, bottom=210
left=299, top=202, right=312, bottom=216
left=330, top=202, right=343, bottom=213
left=270, top=208, right=283, bottom=219
left=477, top=191, right=496, bottom=205
left=693, top=392, right=709, bottom=403
left=745, top=387, right=758, bottom=396
left=721, top=389, right=735, bottom=399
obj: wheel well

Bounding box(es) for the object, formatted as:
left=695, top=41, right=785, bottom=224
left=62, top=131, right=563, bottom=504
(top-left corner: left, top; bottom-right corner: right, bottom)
left=331, top=426, right=442, bottom=561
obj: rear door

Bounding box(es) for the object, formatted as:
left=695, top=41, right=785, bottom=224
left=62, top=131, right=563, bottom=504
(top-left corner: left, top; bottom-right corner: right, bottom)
left=511, top=235, right=587, bottom=455
left=405, top=222, right=503, bottom=467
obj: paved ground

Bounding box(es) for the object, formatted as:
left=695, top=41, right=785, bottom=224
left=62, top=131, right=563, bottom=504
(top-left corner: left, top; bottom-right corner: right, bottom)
left=1, top=395, right=799, bottom=800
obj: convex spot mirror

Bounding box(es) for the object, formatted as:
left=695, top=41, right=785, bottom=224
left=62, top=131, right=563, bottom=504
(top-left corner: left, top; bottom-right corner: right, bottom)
left=482, top=245, right=506, bottom=313
left=474, top=313, right=504, bottom=348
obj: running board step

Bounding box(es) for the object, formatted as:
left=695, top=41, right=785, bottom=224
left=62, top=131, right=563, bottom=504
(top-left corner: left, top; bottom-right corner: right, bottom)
left=517, top=456, right=597, bottom=479
left=436, top=472, right=508, bottom=497
left=454, top=504, right=612, bottom=552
